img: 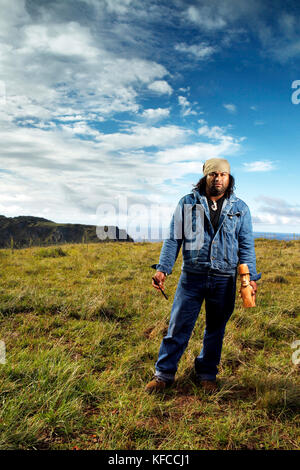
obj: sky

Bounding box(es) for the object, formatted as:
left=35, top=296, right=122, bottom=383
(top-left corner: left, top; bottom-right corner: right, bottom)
left=1, top=0, right=300, bottom=240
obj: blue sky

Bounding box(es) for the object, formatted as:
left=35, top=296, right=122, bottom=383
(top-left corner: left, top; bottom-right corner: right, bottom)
left=0, top=0, right=300, bottom=239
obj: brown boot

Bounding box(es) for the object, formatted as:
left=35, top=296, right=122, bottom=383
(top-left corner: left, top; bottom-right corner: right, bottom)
left=145, top=377, right=170, bottom=394
left=200, top=379, right=218, bottom=393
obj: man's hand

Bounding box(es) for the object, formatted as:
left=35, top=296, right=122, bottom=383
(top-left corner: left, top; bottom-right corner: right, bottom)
left=250, top=281, right=257, bottom=301
left=152, top=271, right=166, bottom=291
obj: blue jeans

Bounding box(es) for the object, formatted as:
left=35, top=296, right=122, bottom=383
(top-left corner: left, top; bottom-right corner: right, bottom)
left=154, top=270, right=237, bottom=383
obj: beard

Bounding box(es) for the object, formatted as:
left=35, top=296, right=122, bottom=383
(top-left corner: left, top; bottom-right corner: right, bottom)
left=207, top=183, right=226, bottom=196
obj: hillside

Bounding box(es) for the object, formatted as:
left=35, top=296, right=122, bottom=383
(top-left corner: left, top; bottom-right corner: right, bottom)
left=0, top=239, right=299, bottom=450
left=0, top=215, right=133, bottom=248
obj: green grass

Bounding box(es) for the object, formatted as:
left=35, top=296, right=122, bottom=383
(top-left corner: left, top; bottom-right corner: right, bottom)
left=34, top=247, right=68, bottom=258
left=0, top=240, right=299, bottom=450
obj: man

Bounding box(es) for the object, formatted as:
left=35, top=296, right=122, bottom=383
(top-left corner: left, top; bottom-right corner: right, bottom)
left=146, top=157, right=261, bottom=394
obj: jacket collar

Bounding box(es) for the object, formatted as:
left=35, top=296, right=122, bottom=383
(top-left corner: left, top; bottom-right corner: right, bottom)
left=192, top=189, right=238, bottom=235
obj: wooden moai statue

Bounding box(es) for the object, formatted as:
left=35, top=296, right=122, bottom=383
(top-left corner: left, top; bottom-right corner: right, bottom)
left=238, top=264, right=256, bottom=308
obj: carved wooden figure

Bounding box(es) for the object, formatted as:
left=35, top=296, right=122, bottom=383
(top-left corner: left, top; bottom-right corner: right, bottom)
left=238, top=264, right=255, bottom=308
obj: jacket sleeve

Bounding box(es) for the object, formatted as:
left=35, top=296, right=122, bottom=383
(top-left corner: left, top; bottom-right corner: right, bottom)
left=151, top=198, right=184, bottom=275
left=238, top=205, right=261, bottom=281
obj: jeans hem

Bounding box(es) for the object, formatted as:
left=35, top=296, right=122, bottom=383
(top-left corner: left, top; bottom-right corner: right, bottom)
left=155, top=370, right=175, bottom=384
left=195, top=373, right=217, bottom=381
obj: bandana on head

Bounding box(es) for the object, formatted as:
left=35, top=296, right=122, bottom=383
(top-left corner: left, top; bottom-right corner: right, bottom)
left=203, top=158, right=230, bottom=176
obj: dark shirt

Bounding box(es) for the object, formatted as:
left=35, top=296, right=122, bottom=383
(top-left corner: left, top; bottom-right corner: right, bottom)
left=207, top=195, right=226, bottom=233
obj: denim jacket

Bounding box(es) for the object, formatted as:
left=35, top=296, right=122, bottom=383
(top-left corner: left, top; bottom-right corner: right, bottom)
left=152, top=189, right=261, bottom=282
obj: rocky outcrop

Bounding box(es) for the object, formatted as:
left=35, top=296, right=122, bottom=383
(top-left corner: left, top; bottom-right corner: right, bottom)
left=0, top=215, right=133, bottom=248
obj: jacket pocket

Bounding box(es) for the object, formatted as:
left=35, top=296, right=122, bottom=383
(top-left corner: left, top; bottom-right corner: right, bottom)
left=223, top=212, right=241, bottom=233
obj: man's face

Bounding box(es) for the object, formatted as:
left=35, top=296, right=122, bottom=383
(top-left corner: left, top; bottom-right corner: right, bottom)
left=206, top=171, right=230, bottom=196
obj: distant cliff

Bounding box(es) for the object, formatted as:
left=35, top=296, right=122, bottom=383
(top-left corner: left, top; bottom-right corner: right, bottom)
left=0, top=215, right=134, bottom=248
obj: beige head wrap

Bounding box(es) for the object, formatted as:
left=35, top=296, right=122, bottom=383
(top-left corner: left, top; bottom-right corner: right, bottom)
left=203, top=158, right=230, bottom=176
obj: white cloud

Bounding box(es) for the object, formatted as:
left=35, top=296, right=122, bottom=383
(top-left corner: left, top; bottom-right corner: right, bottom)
left=178, top=96, right=189, bottom=107
left=60, top=121, right=100, bottom=137
left=0, top=112, right=242, bottom=225
left=243, top=161, right=276, bottom=172
left=256, top=12, right=300, bottom=63
left=178, top=96, right=197, bottom=116
left=103, top=0, right=133, bottom=14
left=179, top=87, right=190, bottom=93
left=223, top=103, right=237, bottom=113
left=184, top=1, right=300, bottom=64
left=0, top=1, right=186, bottom=225
left=0, top=0, right=252, bottom=229
left=198, top=124, right=227, bottom=140
left=197, top=121, right=245, bottom=153
left=185, top=1, right=262, bottom=32
left=253, top=196, right=300, bottom=227
left=95, top=124, right=187, bottom=151
left=186, top=5, right=226, bottom=31
left=141, top=108, right=170, bottom=120
left=155, top=139, right=239, bottom=166
left=23, top=22, right=99, bottom=59
left=0, top=5, right=170, bottom=125
left=57, top=114, right=104, bottom=122
left=148, top=80, right=173, bottom=95
left=175, top=42, right=217, bottom=60
left=156, top=121, right=242, bottom=164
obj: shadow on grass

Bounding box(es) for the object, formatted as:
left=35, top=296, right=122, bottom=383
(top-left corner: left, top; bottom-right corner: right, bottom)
left=92, top=305, right=134, bottom=323
left=0, top=304, right=35, bottom=316
left=155, top=369, right=299, bottom=417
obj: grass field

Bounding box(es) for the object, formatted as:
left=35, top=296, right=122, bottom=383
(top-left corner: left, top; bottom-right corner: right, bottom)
left=0, top=239, right=299, bottom=450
